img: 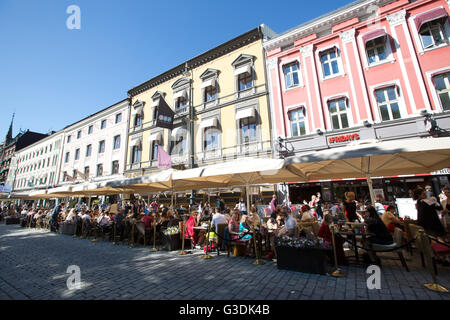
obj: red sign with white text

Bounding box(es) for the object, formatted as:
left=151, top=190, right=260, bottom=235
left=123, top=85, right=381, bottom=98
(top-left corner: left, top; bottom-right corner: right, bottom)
left=328, top=133, right=360, bottom=144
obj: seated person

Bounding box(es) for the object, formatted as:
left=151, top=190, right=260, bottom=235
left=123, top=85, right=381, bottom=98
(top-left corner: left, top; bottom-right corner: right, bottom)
left=365, top=206, right=394, bottom=246
left=184, top=211, right=198, bottom=246
left=279, top=208, right=297, bottom=237
left=265, top=212, right=278, bottom=260
left=239, top=215, right=252, bottom=242
left=300, top=205, right=316, bottom=222
left=318, top=214, right=347, bottom=265
left=141, top=212, right=154, bottom=232
left=382, top=205, right=403, bottom=232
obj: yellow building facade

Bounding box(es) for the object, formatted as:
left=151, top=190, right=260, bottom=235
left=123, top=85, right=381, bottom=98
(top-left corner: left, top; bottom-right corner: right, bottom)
left=125, top=26, right=277, bottom=179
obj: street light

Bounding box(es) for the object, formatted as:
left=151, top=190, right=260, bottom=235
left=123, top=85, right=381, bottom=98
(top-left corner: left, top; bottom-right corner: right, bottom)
left=183, top=62, right=196, bottom=206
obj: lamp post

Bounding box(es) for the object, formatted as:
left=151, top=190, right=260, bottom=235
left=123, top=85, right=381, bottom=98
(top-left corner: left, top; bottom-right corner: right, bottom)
left=183, top=63, right=196, bottom=206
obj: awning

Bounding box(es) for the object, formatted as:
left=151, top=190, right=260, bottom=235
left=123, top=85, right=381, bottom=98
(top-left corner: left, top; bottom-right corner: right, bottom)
left=200, top=117, right=218, bottom=129
left=201, top=79, right=216, bottom=89
left=132, top=106, right=144, bottom=115
left=148, top=132, right=162, bottom=142
left=130, top=138, right=142, bottom=147
left=362, top=29, right=387, bottom=45
left=235, top=107, right=255, bottom=120
left=47, top=185, right=72, bottom=194
left=171, top=127, right=186, bottom=138
left=150, top=99, right=160, bottom=108
left=326, top=95, right=348, bottom=103
left=173, top=90, right=187, bottom=100
left=414, top=7, right=448, bottom=30
left=234, top=65, right=251, bottom=76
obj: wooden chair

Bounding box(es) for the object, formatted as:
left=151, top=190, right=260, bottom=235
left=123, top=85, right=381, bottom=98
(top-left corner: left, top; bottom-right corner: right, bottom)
left=135, top=221, right=149, bottom=247
left=215, top=223, right=227, bottom=256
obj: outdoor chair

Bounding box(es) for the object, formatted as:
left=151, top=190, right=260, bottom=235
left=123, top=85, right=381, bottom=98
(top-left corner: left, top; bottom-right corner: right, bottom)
left=367, top=227, right=409, bottom=272
left=215, top=223, right=227, bottom=256
left=135, top=221, right=149, bottom=247
left=223, top=226, right=247, bottom=258
left=403, top=219, right=418, bottom=256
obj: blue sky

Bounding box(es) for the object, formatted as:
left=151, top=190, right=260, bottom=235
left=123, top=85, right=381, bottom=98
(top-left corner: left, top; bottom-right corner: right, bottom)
left=0, top=0, right=352, bottom=138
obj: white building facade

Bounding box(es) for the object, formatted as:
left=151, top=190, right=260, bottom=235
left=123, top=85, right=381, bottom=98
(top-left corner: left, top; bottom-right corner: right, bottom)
left=7, top=131, right=65, bottom=192
left=59, top=99, right=130, bottom=186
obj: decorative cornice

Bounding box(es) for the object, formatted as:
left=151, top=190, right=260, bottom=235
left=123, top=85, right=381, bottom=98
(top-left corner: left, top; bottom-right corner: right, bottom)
left=300, top=44, right=314, bottom=57
left=128, top=27, right=263, bottom=97
left=339, top=28, right=356, bottom=43
left=387, top=9, right=406, bottom=26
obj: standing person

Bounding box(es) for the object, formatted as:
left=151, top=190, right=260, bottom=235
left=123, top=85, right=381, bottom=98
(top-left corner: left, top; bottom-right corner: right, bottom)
left=51, top=202, right=64, bottom=232
left=270, top=195, right=278, bottom=213
left=110, top=201, right=118, bottom=215
left=149, top=199, right=158, bottom=214
left=374, top=195, right=386, bottom=215
left=236, top=198, right=247, bottom=215
left=315, top=192, right=324, bottom=221
left=440, top=186, right=450, bottom=233
left=309, top=195, right=317, bottom=211
left=414, top=188, right=445, bottom=239
left=342, top=192, right=360, bottom=222
left=425, top=185, right=435, bottom=200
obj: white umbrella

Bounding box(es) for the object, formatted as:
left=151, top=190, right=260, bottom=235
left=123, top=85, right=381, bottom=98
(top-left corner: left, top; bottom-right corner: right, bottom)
left=284, top=137, right=450, bottom=205
left=172, top=157, right=301, bottom=213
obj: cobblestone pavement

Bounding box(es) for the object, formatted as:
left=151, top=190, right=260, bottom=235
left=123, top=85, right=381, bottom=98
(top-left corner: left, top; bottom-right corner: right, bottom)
left=0, top=224, right=449, bottom=300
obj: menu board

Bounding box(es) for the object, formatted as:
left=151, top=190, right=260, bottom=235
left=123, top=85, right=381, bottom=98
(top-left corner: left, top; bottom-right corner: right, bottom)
left=395, top=198, right=417, bottom=220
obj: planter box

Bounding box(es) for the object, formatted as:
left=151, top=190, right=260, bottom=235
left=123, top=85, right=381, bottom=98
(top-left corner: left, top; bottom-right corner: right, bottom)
left=275, top=246, right=329, bottom=275
left=161, top=233, right=186, bottom=251
left=5, top=217, right=20, bottom=225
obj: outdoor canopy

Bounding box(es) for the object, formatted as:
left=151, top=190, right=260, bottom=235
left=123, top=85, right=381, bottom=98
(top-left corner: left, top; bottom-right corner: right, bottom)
left=284, top=137, right=450, bottom=205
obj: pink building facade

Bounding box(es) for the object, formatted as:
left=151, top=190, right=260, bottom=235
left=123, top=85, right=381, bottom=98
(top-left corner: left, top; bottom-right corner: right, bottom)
left=264, top=0, right=450, bottom=202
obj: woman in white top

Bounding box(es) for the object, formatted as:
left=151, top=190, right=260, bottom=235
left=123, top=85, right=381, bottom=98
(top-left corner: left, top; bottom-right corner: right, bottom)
left=65, top=208, right=77, bottom=222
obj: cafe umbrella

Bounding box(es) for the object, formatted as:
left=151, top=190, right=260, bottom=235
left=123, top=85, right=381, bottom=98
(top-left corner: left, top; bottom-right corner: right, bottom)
left=283, top=137, right=450, bottom=206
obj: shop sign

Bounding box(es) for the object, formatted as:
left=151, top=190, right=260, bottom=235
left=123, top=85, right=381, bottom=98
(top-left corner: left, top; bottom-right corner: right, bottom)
left=431, top=168, right=450, bottom=175
left=328, top=133, right=360, bottom=144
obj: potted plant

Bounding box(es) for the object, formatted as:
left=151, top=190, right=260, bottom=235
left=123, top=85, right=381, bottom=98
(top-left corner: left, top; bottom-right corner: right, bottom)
left=275, top=234, right=331, bottom=275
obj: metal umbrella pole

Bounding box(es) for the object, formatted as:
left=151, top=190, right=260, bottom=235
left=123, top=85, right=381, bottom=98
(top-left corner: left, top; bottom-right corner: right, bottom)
left=246, top=182, right=264, bottom=266
left=330, top=224, right=346, bottom=277
left=201, top=221, right=212, bottom=260
left=420, top=230, right=448, bottom=292
left=151, top=216, right=158, bottom=252
left=179, top=215, right=189, bottom=255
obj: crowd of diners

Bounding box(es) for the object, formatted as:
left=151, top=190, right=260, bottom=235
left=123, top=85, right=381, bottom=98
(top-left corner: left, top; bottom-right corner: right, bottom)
left=1, top=185, right=449, bottom=266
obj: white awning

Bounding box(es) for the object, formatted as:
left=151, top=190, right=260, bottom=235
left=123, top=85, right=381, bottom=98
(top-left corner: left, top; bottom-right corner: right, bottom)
left=234, top=65, right=251, bottom=76
left=201, top=78, right=216, bottom=89
left=173, top=90, right=187, bottom=100
left=150, top=99, right=160, bottom=108
left=130, top=138, right=142, bottom=147
left=200, top=117, right=218, bottom=129
left=148, top=132, right=162, bottom=142
left=235, top=108, right=255, bottom=120
left=171, top=126, right=186, bottom=138
left=132, top=106, right=144, bottom=115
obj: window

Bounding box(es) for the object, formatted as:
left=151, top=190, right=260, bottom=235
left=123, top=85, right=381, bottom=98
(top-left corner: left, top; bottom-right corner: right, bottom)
left=289, top=108, right=307, bottom=137
left=74, top=148, right=80, bottom=161
left=77, top=130, right=81, bottom=139
left=96, top=164, right=103, bottom=177
left=171, top=136, right=186, bottom=155
left=63, top=171, right=67, bottom=182
left=115, top=113, right=122, bottom=124
left=283, top=62, right=300, bottom=88
left=49, top=144, right=52, bottom=152
left=134, top=115, right=142, bottom=127
left=112, top=161, right=119, bottom=175
left=113, top=135, right=121, bottom=150
left=433, top=72, right=450, bottom=110
left=419, top=18, right=448, bottom=50
left=131, top=146, right=141, bottom=164
left=67, top=135, right=71, bottom=143
left=84, top=166, right=90, bottom=178
left=98, top=140, right=105, bottom=154
left=175, top=97, right=188, bottom=112
left=151, top=142, right=158, bottom=161
left=65, top=152, right=70, bottom=163
left=240, top=118, right=257, bottom=144
left=73, top=170, right=77, bottom=180
left=328, top=98, right=350, bottom=130
left=101, top=120, right=107, bottom=129
left=204, top=128, right=219, bottom=151
left=88, top=125, right=93, bottom=134
left=86, top=144, right=92, bottom=157
left=366, top=37, right=387, bottom=64
left=238, top=72, right=253, bottom=91
left=375, top=87, right=402, bottom=121
left=320, top=47, right=341, bottom=78
left=204, top=85, right=217, bottom=102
